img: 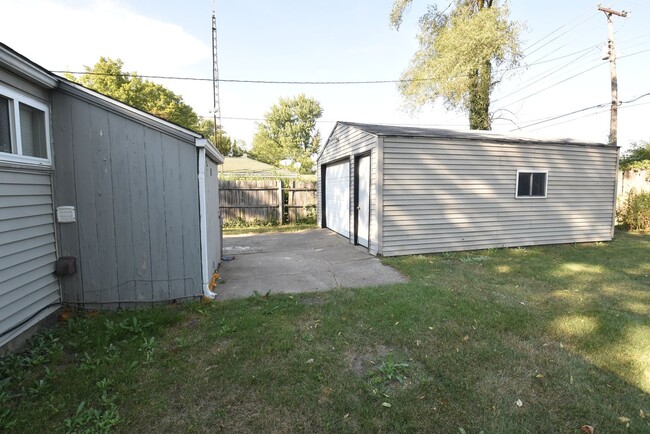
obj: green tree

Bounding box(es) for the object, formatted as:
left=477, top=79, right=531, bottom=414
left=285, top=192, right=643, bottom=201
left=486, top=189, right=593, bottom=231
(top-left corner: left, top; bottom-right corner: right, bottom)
left=620, top=140, right=650, bottom=171
left=195, top=118, right=245, bottom=157
left=250, top=94, right=323, bottom=174
left=66, top=57, right=237, bottom=152
left=390, top=0, right=522, bottom=130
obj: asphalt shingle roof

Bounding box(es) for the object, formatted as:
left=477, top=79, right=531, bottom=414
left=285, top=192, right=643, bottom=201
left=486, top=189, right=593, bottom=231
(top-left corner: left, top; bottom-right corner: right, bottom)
left=336, top=121, right=610, bottom=147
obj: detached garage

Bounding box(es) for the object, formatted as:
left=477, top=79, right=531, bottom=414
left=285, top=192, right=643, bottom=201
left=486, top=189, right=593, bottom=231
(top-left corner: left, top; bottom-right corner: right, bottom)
left=317, top=122, right=618, bottom=257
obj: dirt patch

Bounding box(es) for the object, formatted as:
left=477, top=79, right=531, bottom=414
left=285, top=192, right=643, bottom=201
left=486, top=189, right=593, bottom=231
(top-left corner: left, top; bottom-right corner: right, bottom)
left=186, top=318, right=200, bottom=329
left=296, top=317, right=322, bottom=333
left=345, top=344, right=391, bottom=376
left=208, top=338, right=234, bottom=356
left=346, top=345, right=424, bottom=392
left=300, top=295, right=327, bottom=305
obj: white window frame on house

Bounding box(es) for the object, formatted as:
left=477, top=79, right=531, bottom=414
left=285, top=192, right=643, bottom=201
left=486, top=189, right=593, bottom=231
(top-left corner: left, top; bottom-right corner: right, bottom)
left=0, top=85, right=51, bottom=166
left=515, top=170, right=548, bottom=198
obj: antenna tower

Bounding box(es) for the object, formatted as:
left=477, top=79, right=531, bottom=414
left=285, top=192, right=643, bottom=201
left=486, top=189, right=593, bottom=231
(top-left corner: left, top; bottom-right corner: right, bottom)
left=211, top=6, right=221, bottom=149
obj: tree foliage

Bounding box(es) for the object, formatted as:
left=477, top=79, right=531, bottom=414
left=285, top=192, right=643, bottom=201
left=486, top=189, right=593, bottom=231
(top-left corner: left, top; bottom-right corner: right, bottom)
left=619, top=140, right=650, bottom=171
left=195, top=118, right=246, bottom=157
left=66, top=57, right=238, bottom=154
left=390, top=0, right=522, bottom=130
left=250, top=94, right=323, bottom=174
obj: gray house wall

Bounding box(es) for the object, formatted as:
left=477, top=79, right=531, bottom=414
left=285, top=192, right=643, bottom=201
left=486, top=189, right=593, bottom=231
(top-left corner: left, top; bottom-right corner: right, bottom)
left=0, top=67, right=60, bottom=348
left=318, top=122, right=618, bottom=257
left=317, top=123, right=379, bottom=254
left=51, top=86, right=203, bottom=305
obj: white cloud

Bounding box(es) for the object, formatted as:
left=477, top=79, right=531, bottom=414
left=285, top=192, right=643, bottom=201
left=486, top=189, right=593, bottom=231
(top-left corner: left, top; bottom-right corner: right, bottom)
left=1, top=0, right=209, bottom=73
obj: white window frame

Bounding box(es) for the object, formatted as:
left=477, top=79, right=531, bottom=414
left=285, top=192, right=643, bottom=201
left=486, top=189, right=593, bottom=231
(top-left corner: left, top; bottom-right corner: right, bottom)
left=0, top=85, right=51, bottom=166
left=515, top=170, right=548, bottom=199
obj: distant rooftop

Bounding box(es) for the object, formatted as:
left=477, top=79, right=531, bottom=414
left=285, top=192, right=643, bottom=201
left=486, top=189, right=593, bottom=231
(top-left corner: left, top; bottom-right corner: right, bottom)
left=220, top=156, right=299, bottom=178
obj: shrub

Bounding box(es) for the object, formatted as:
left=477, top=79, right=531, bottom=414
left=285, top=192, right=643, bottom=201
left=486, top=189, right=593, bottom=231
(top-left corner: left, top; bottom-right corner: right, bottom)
left=618, top=191, right=650, bottom=231
left=222, top=217, right=279, bottom=229
left=619, top=140, right=650, bottom=171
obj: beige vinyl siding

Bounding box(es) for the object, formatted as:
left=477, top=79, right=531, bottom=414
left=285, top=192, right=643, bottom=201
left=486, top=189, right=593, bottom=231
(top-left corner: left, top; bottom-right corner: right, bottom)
left=318, top=124, right=379, bottom=253
left=381, top=137, right=617, bottom=256
left=0, top=168, right=59, bottom=348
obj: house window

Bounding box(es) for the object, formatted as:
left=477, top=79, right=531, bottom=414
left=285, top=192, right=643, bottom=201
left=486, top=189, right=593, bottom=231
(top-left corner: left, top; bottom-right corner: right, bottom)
left=0, top=87, right=50, bottom=164
left=516, top=171, right=547, bottom=198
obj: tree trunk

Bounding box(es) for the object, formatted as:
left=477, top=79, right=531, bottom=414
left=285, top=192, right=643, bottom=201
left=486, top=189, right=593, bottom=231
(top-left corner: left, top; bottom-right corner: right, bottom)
left=468, top=60, right=492, bottom=130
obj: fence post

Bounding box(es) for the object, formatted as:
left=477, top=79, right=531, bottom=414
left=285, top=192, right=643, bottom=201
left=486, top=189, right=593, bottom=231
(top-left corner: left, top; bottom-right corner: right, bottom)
left=289, top=180, right=295, bottom=223
left=277, top=179, right=283, bottom=225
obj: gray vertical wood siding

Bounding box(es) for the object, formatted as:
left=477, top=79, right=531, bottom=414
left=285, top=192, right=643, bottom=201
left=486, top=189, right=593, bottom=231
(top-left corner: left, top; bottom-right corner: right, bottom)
left=0, top=168, right=60, bottom=347
left=317, top=123, right=379, bottom=254
left=381, top=137, right=618, bottom=256
left=51, top=90, right=202, bottom=305
left=205, top=157, right=221, bottom=274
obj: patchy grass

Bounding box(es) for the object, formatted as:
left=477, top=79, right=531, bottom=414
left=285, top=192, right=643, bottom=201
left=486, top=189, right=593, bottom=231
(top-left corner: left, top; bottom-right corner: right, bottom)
left=1, top=232, right=649, bottom=433
left=223, top=222, right=316, bottom=236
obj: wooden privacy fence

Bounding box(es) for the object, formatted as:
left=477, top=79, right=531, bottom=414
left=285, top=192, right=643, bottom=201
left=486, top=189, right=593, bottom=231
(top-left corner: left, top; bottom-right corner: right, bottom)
left=219, top=179, right=317, bottom=224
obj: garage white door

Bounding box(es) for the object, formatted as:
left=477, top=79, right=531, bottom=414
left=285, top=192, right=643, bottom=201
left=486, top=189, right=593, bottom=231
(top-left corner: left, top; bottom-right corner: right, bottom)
left=325, top=161, right=350, bottom=238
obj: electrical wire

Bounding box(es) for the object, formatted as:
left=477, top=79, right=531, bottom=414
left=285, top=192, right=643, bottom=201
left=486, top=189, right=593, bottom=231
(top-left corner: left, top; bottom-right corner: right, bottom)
left=512, top=91, right=650, bottom=131
left=524, top=12, right=600, bottom=59
left=493, top=49, right=597, bottom=103
left=222, top=115, right=469, bottom=128
left=52, top=71, right=438, bottom=85
left=50, top=44, right=648, bottom=89
left=522, top=7, right=598, bottom=54
left=498, top=62, right=606, bottom=110
left=528, top=101, right=650, bottom=132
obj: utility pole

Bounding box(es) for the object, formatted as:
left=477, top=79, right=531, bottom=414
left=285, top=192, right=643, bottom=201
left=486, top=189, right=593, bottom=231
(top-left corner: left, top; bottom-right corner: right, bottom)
left=598, top=4, right=627, bottom=146
left=211, top=5, right=222, bottom=151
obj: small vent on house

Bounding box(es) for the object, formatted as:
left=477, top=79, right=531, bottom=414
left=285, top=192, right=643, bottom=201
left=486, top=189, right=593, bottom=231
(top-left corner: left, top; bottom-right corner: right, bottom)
left=56, top=206, right=76, bottom=223
left=55, top=256, right=77, bottom=276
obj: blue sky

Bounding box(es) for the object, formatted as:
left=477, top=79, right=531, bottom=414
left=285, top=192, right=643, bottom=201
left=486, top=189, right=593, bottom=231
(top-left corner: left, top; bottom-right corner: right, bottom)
left=2, top=0, right=648, bottom=151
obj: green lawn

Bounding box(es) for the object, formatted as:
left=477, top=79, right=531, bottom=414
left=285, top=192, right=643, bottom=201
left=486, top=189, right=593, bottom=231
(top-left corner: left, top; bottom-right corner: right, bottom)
left=2, top=232, right=649, bottom=433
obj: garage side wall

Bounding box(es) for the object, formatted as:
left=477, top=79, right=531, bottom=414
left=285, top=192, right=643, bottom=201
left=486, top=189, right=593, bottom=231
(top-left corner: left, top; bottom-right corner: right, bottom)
left=51, top=90, right=202, bottom=306
left=318, top=124, right=379, bottom=254
left=205, top=156, right=221, bottom=274
left=381, top=137, right=618, bottom=256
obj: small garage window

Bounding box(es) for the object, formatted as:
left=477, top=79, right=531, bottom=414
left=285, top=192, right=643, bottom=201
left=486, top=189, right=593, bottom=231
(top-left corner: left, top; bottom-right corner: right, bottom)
left=516, top=171, right=547, bottom=198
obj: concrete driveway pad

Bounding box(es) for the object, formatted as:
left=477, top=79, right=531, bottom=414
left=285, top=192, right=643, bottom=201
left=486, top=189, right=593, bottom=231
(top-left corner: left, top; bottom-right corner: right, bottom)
left=216, top=229, right=407, bottom=300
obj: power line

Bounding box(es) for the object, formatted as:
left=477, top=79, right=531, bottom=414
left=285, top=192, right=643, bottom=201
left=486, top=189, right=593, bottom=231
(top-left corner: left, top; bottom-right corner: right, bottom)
left=52, top=43, right=648, bottom=89
left=522, top=7, right=597, bottom=54
left=493, top=49, right=597, bottom=103
left=524, top=12, right=600, bottom=58
left=54, top=45, right=597, bottom=86
left=55, top=71, right=433, bottom=85
left=511, top=91, right=650, bottom=131
left=498, top=62, right=606, bottom=110
left=221, top=116, right=469, bottom=128
left=494, top=39, right=650, bottom=106
left=495, top=46, right=650, bottom=110
left=528, top=101, right=650, bottom=132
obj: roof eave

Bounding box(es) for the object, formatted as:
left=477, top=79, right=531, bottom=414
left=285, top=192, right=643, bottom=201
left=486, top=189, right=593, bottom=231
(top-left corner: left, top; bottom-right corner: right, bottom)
left=195, top=138, right=225, bottom=164
left=0, top=45, right=58, bottom=89
left=58, top=79, right=204, bottom=142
